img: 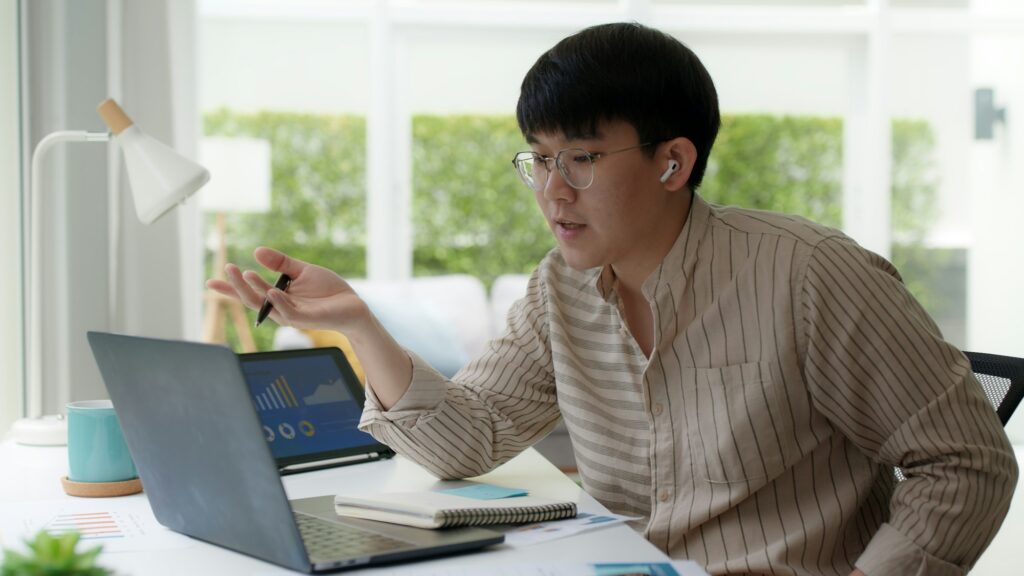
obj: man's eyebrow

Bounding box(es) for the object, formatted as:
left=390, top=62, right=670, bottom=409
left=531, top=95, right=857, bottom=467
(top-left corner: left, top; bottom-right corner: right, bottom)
left=524, top=129, right=604, bottom=146
left=567, top=129, right=602, bottom=142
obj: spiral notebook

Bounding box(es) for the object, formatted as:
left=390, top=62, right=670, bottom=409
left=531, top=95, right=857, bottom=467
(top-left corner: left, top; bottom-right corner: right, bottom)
left=333, top=491, right=577, bottom=529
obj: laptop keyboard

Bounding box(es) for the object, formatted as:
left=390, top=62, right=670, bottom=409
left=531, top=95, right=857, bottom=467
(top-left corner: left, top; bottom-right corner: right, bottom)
left=295, top=512, right=411, bottom=559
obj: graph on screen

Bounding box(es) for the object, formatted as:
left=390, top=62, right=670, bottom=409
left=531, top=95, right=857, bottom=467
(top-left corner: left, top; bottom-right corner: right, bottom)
left=303, top=378, right=348, bottom=405
left=253, top=375, right=299, bottom=412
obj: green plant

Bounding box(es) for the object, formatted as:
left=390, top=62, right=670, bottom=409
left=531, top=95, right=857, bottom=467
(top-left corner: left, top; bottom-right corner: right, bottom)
left=1, top=531, right=110, bottom=576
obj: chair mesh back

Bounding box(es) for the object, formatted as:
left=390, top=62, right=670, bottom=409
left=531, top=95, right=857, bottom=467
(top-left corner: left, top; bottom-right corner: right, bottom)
left=976, top=373, right=1012, bottom=419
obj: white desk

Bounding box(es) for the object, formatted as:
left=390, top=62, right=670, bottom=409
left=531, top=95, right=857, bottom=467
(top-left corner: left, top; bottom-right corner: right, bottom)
left=0, top=441, right=671, bottom=574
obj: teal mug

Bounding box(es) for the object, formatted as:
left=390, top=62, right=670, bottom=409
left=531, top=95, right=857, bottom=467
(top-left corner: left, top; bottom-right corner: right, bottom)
left=66, top=400, right=137, bottom=483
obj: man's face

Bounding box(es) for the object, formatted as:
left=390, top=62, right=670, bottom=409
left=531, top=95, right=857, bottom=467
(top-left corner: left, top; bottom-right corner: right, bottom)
left=528, top=120, right=686, bottom=278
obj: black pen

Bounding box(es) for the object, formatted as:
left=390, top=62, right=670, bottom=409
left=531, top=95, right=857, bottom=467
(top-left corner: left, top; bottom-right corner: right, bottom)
left=255, top=274, right=291, bottom=327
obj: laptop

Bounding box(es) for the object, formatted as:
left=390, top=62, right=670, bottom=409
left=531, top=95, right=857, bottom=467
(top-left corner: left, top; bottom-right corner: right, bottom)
left=87, top=332, right=504, bottom=573
left=236, top=347, right=395, bottom=475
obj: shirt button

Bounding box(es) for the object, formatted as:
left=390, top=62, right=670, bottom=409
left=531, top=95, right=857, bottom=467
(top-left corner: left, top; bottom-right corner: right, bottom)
left=658, top=488, right=671, bottom=502
left=652, top=403, right=664, bottom=416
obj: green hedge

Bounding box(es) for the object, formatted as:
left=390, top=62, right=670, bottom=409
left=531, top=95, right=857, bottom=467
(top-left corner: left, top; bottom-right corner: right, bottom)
left=203, top=110, right=944, bottom=351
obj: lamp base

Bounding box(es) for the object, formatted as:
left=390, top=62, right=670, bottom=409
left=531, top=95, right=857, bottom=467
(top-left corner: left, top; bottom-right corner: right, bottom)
left=10, top=414, right=68, bottom=446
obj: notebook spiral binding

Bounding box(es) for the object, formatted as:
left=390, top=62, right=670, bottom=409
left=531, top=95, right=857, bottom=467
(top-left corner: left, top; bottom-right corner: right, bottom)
left=439, top=502, right=578, bottom=528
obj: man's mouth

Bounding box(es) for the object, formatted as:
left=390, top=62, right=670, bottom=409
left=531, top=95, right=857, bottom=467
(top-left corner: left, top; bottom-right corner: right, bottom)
left=555, top=218, right=585, bottom=230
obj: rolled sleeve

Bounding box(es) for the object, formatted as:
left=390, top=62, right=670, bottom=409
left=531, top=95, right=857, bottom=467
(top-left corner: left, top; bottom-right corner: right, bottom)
left=360, top=351, right=447, bottom=430
left=855, top=523, right=964, bottom=576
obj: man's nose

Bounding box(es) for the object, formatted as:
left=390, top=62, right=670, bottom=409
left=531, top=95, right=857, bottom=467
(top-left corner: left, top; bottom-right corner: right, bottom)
left=542, top=167, right=576, bottom=202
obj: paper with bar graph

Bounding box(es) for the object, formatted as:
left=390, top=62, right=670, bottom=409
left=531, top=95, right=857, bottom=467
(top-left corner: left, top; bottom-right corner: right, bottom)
left=0, top=498, right=194, bottom=553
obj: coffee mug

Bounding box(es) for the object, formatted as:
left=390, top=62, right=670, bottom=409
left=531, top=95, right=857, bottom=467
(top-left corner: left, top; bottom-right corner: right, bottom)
left=66, top=400, right=137, bottom=483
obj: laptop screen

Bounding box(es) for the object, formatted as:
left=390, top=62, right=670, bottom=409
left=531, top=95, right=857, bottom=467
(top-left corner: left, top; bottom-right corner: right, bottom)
left=238, top=348, right=390, bottom=468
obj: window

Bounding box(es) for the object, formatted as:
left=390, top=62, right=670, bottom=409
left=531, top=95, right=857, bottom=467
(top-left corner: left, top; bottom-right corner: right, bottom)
left=199, top=2, right=370, bottom=351
left=196, top=0, right=1024, bottom=359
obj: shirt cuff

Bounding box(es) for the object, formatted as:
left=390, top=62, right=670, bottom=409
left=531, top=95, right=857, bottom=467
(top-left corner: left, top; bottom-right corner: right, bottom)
left=360, top=351, right=447, bottom=429
left=855, top=523, right=965, bottom=576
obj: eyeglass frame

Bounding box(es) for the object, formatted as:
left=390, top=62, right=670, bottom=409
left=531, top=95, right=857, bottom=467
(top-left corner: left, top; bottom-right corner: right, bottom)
left=511, top=142, right=657, bottom=191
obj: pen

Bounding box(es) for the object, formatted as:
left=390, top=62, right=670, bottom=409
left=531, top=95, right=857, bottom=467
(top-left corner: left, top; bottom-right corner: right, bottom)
left=255, top=273, right=291, bottom=327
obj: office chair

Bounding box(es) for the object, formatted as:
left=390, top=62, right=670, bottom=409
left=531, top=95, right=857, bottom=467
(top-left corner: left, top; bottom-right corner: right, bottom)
left=894, top=351, right=1024, bottom=482
left=965, top=351, right=1024, bottom=426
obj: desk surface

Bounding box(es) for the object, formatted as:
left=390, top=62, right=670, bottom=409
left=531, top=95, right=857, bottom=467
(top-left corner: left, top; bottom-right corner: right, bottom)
left=0, top=441, right=671, bottom=574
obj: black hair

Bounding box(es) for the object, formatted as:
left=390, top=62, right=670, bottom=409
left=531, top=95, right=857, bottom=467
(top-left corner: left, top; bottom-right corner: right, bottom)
left=516, top=22, right=720, bottom=191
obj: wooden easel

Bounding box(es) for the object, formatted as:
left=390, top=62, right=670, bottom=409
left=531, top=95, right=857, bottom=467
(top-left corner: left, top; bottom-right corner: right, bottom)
left=202, top=213, right=257, bottom=352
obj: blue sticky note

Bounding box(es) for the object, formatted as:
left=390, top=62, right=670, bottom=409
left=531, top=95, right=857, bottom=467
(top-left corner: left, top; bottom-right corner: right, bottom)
left=438, top=483, right=528, bottom=500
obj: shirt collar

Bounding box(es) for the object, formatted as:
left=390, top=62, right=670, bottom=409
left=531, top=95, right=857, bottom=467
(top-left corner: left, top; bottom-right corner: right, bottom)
left=593, top=192, right=711, bottom=303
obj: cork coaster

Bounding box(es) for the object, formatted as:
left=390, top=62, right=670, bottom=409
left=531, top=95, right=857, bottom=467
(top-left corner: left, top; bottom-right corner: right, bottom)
left=61, top=476, right=143, bottom=498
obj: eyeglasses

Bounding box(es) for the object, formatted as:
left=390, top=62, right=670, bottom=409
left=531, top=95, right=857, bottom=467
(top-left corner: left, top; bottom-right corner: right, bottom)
left=511, top=142, right=654, bottom=191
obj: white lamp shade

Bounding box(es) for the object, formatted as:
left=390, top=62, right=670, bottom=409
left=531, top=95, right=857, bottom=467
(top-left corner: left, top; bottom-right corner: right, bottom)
left=117, top=124, right=211, bottom=224
left=198, top=137, right=272, bottom=214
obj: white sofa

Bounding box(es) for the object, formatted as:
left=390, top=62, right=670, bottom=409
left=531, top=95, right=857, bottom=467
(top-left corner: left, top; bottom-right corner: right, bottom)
left=274, top=273, right=578, bottom=471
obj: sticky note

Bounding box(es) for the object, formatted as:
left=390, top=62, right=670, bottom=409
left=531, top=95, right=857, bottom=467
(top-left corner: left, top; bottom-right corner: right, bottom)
left=438, top=483, right=528, bottom=500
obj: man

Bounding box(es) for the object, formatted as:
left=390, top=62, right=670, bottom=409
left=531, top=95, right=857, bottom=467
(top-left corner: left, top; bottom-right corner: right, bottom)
left=209, top=23, right=1017, bottom=575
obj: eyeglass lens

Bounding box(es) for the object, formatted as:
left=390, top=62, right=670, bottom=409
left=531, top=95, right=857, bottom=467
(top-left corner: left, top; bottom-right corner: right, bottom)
left=519, top=149, right=593, bottom=190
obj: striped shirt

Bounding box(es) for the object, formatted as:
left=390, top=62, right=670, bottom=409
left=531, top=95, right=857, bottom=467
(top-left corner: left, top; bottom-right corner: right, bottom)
left=360, top=194, right=1017, bottom=575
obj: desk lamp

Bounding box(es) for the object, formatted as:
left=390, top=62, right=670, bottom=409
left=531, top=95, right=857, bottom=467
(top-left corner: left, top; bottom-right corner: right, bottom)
left=10, top=98, right=210, bottom=445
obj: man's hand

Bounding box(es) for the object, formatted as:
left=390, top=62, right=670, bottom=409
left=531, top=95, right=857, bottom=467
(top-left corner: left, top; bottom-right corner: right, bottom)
left=206, top=246, right=413, bottom=408
left=207, top=246, right=370, bottom=334
left=850, top=569, right=866, bottom=576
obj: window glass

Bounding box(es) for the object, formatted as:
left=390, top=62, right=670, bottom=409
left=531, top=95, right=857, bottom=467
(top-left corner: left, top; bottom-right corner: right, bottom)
left=199, top=7, right=369, bottom=351
left=887, top=35, right=970, bottom=347
left=680, top=34, right=851, bottom=229
left=403, top=28, right=566, bottom=287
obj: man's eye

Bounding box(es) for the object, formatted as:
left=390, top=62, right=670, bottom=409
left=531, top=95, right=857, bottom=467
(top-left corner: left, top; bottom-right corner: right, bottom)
left=569, top=152, right=591, bottom=164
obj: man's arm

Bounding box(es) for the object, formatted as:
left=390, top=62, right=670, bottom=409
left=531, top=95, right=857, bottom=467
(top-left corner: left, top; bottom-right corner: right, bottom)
left=358, top=267, right=561, bottom=480
left=799, top=236, right=1018, bottom=576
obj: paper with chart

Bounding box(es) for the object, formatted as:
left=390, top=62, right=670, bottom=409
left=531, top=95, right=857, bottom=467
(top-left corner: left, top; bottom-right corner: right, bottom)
left=0, top=498, right=194, bottom=553
left=377, top=560, right=709, bottom=576
left=503, top=512, right=642, bottom=547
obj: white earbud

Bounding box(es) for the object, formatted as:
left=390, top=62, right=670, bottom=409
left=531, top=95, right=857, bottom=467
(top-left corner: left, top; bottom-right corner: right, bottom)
left=659, top=160, right=680, bottom=183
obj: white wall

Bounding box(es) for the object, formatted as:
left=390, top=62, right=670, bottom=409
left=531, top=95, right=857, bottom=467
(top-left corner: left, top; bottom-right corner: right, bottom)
left=0, top=1, right=22, bottom=435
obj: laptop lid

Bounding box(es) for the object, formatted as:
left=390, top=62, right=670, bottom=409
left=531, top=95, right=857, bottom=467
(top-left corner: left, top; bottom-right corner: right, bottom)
left=237, top=348, right=394, bottom=474
left=87, top=332, right=503, bottom=573
left=87, top=332, right=311, bottom=573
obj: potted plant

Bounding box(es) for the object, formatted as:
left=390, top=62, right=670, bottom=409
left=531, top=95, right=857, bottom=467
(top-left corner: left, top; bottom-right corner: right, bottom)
left=1, top=530, right=110, bottom=576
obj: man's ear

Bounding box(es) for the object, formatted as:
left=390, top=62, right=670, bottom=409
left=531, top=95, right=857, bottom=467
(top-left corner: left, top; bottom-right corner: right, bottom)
left=658, top=137, right=697, bottom=191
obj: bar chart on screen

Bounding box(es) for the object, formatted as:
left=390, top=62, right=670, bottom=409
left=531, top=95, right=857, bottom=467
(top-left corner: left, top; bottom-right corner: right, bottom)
left=252, top=374, right=300, bottom=411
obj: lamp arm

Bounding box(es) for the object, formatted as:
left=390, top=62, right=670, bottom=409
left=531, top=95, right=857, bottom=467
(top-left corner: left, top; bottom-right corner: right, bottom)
left=27, top=130, right=110, bottom=419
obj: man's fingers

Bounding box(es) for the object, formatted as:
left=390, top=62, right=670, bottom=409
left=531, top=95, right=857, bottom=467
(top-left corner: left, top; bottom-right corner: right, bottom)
left=265, top=289, right=298, bottom=325
left=254, top=247, right=306, bottom=278
left=225, top=264, right=266, bottom=310
left=242, top=270, right=274, bottom=293
left=205, top=279, right=238, bottom=297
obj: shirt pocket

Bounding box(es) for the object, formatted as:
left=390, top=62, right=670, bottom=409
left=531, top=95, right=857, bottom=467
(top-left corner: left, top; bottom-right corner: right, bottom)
left=683, top=361, right=794, bottom=485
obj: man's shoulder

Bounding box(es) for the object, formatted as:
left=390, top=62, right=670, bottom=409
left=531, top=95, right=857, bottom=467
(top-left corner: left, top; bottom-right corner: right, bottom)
left=705, top=201, right=845, bottom=249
